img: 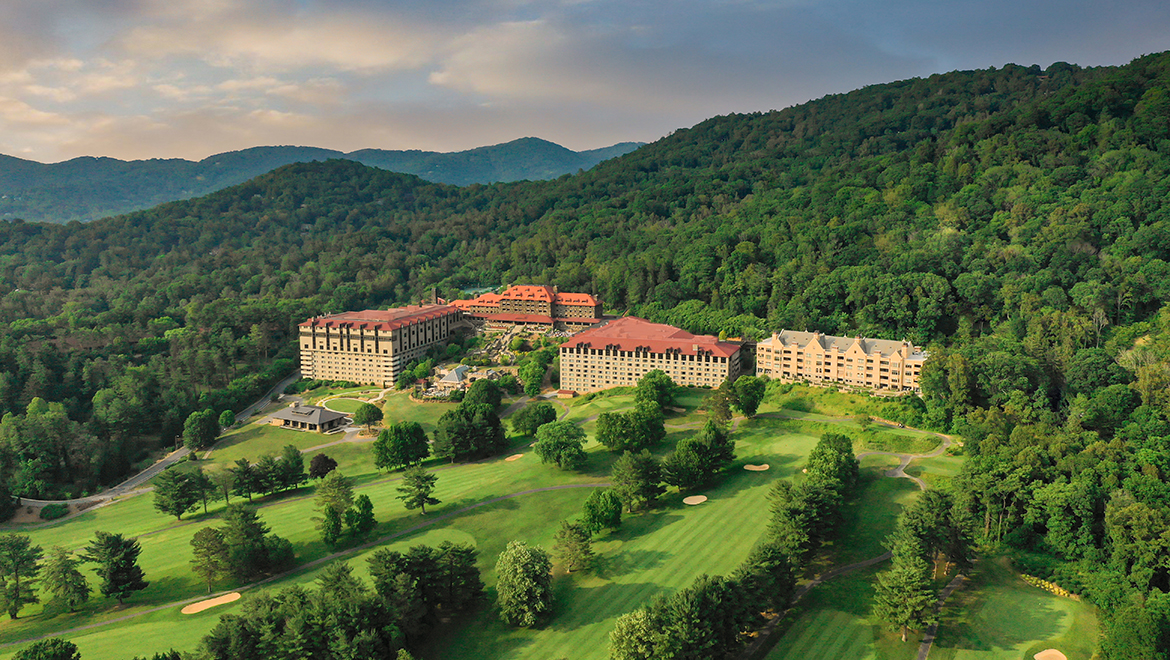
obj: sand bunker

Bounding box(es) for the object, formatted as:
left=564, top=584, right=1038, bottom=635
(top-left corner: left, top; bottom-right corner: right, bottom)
left=744, top=464, right=770, bottom=471
left=1034, top=651, right=1068, bottom=660
left=683, top=495, right=708, bottom=505
left=182, top=592, right=241, bottom=614
left=505, top=454, right=524, bottom=462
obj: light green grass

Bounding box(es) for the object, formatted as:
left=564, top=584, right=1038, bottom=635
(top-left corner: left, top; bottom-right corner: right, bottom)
left=379, top=391, right=451, bottom=434
left=323, top=397, right=368, bottom=414
left=827, top=470, right=921, bottom=565
left=929, top=558, right=1098, bottom=660
left=200, top=423, right=335, bottom=470
left=904, top=455, right=965, bottom=489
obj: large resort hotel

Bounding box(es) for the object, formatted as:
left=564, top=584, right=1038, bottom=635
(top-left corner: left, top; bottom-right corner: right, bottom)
left=452, top=284, right=603, bottom=329
left=299, top=304, right=459, bottom=387
left=559, top=316, right=743, bottom=394
left=754, top=330, right=928, bottom=392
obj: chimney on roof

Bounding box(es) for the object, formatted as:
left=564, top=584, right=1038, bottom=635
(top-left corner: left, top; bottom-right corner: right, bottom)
left=553, top=285, right=559, bottom=294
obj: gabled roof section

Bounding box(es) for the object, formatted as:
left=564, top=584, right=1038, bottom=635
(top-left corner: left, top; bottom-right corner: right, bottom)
left=561, top=317, right=740, bottom=358
left=270, top=404, right=347, bottom=426
left=300, top=304, right=456, bottom=332
left=759, top=330, right=927, bottom=359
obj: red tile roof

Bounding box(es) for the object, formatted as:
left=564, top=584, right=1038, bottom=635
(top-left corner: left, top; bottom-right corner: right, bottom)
left=453, top=285, right=600, bottom=310
left=300, top=304, right=457, bottom=332
left=560, top=317, right=740, bottom=358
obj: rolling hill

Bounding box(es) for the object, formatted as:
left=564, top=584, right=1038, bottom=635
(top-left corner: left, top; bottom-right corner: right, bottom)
left=0, top=137, right=642, bottom=224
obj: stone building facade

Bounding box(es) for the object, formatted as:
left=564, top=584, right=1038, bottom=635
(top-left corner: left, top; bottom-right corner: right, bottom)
left=299, top=305, right=460, bottom=386
left=452, top=285, right=602, bottom=329
left=559, top=317, right=743, bottom=393
left=754, top=330, right=927, bottom=392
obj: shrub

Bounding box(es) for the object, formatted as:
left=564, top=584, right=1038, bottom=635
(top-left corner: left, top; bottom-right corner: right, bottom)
left=39, top=503, right=69, bottom=520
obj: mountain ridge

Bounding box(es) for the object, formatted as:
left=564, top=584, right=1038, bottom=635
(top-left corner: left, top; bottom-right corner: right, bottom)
left=0, top=137, right=643, bottom=224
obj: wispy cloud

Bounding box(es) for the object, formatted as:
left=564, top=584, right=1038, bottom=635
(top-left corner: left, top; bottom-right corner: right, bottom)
left=0, top=0, right=1168, bottom=162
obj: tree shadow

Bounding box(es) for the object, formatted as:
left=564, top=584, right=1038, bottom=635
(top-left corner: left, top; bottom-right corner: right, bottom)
left=547, top=580, right=665, bottom=632
left=592, top=549, right=672, bottom=580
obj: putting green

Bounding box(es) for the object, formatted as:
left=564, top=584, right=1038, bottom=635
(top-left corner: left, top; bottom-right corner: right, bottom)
left=930, top=559, right=1098, bottom=660
left=323, top=397, right=368, bottom=414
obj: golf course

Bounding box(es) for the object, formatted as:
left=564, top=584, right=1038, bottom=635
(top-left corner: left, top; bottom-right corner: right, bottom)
left=0, top=383, right=1095, bottom=660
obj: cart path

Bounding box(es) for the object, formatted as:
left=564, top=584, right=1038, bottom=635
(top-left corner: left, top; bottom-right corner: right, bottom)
left=918, top=574, right=967, bottom=660
left=0, top=482, right=609, bottom=649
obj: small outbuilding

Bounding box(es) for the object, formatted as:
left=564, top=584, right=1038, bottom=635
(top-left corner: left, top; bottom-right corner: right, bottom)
left=270, top=404, right=348, bottom=432
left=436, top=365, right=472, bottom=392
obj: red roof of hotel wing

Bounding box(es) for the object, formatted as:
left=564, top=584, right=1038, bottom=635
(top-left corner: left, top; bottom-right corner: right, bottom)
left=300, top=304, right=457, bottom=332
left=561, top=317, right=740, bottom=358
left=452, top=285, right=600, bottom=309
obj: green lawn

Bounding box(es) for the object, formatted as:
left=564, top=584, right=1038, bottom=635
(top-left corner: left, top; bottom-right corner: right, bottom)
left=379, top=391, right=451, bottom=434
left=929, top=558, right=1098, bottom=660
left=0, top=389, right=989, bottom=660
left=323, top=397, right=368, bottom=414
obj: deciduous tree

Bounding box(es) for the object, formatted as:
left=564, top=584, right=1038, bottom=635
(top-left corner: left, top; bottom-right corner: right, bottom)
left=495, top=541, right=553, bottom=627
left=581, top=488, right=622, bottom=534
left=352, top=403, right=384, bottom=434
left=509, top=402, right=557, bottom=437
left=533, top=421, right=587, bottom=469
left=373, top=421, right=430, bottom=471
left=11, top=638, right=80, bottom=660
left=611, top=450, right=664, bottom=513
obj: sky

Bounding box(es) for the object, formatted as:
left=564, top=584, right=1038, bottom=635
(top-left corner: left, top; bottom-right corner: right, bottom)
left=1, top=0, right=1168, bottom=163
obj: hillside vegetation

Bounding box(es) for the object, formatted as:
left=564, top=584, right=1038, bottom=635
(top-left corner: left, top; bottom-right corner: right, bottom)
left=0, top=138, right=642, bottom=223
left=1, top=52, right=1170, bottom=656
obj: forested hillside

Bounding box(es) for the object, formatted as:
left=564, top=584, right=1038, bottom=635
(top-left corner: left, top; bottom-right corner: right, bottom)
left=1, top=51, right=1170, bottom=656
left=0, top=138, right=642, bottom=224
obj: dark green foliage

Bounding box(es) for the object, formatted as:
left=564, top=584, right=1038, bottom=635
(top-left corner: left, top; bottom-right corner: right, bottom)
left=0, top=533, right=42, bottom=618
left=41, top=547, right=89, bottom=611
left=509, top=402, right=557, bottom=436
left=596, top=405, right=665, bottom=453
left=352, top=403, right=383, bottom=433
left=319, top=506, right=342, bottom=548
left=610, top=450, right=665, bottom=513
left=152, top=468, right=201, bottom=520
left=308, top=453, right=338, bottom=480
left=197, top=565, right=406, bottom=660
left=367, top=540, right=483, bottom=630
left=11, top=638, right=80, bottom=660
left=80, top=531, right=147, bottom=605
left=633, top=370, right=676, bottom=410
left=581, top=488, right=623, bottom=534
left=433, top=403, right=507, bottom=462
left=218, top=410, right=235, bottom=428
left=872, top=556, right=938, bottom=643
left=37, top=503, right=68, bottom=520
left=345, top=494, right=377, bottom=539
left=183, top=409, right=220, bottom=452
left=732, top=375, right=766, bottom=417
left=662, top=420, right=735, bottom=491
left=553, top=521, right=593, bottom=572
left=219, top=505, right=292, bottom=579
left=189, top=527, right=230, bottom=593
left=0, top=479, right=16, bottom=522
left=463, top=379, right=502, bottom=408
left=533, top=421, right=587, bottom=469
left=495, top=541, right=554, bottom=628
left=397, top=466, right=440, bottom=515
left=373, top=421, right=430, bottom=471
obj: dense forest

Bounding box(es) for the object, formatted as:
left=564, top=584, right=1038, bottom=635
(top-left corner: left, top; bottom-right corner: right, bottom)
left=0, top=138, right=642, bottom=224
left=1, top=51, right=1170, bottom=656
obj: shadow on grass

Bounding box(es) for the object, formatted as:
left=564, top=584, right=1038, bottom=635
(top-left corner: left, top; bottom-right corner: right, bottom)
left=592, top=549, right=671, bottom=580
left=547, top=580, right=663, bottom=633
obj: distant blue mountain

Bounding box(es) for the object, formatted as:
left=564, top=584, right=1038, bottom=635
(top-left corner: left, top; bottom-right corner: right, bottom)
left=0, top=137, right=643, bottom=223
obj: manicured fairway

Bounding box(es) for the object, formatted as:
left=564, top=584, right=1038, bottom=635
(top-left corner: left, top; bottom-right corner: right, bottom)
left=929, top=558, right=1098, bottom=660
left=761, top=566, right=911, bottom=660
